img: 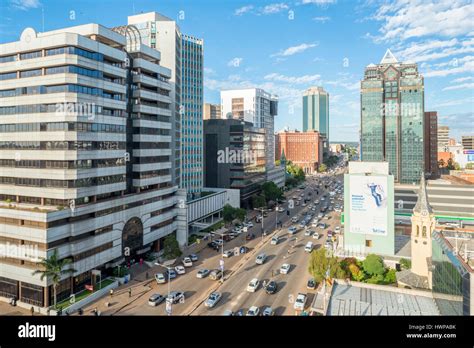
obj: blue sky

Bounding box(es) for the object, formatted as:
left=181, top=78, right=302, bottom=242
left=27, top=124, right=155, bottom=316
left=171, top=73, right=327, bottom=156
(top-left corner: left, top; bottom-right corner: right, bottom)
left=1, top=0, right=473, bottom=142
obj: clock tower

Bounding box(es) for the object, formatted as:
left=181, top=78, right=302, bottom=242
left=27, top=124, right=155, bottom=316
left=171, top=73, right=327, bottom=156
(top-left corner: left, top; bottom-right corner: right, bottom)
left=410, top=173, right=435, bottom=284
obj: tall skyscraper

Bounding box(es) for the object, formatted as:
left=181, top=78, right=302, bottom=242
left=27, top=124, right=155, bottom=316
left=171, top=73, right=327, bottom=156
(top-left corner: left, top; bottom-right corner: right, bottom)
left=424, top=111, right=438, bottom=178
left=360, top=49, right=425, bottom=184
left=0, top=24, right=184, bottom=307
left=437, top=125, right=450, bottom=151
left=462, top=135, right=474, bottom=150
left=203, top=103, right=221, bottom=120
left=302, top=87, right=329, bottom=140
left=128, top=12, right=204, bottom=196
left=221, top=88, right=285, bottom=187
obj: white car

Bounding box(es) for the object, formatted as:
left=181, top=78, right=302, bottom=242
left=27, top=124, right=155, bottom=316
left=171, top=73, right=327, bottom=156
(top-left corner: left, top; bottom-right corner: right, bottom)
left=247, top=278, right=260, bottom=292
left=223, top=250, right=233, bottom=258
left=280, top=263, right=291, bottom=275
left=294, top=293, right=307, bottom=310
left=271, top=236, right=280, bottom=245
left=262, top=307, right=274, bottom=316
left=196, top=269, right=210, bottom=278
left=205, top=292, right=222, bottom=308
left=335, top=226, right=341, bottom=233
left=155, top=273, right=166, bottom=284
left=291, top=217, right=298, bottom=223
left=304, top=242, right=314, bottom=252
left=255, top=253, right=267, bottom=265
left=312, top=232, right=320, bottom=240
left=175, top=265, right=186, bottom=275
left=288, top=226, right=297, bottom=235
left=246, top=306, right=260, bottom=316
left=304, top=229, right=312, bottom=237
left=182, top=257, right=193, bottom=267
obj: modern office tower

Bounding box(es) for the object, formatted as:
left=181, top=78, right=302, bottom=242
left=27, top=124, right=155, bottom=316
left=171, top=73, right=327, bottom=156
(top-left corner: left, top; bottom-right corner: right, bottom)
left=0, top=24, right=184, bottom=307
left=424, top=111, right=438, bottom=178
left=275, top=130, right=324, bottom=174
left=203, top=119, right=266, bottom=207
left=462, top=135, right=474, bottom=150
left=302, top=87, right=329, bottom=139
left=438, top=125, right=450, bottom=151
left=128, top=12, right=204, bottom=196
left=360, top=49, right=425, bottom=184
left=203, top=103, right=221, bottom=120
left=220, top=88, right=285, bottom=187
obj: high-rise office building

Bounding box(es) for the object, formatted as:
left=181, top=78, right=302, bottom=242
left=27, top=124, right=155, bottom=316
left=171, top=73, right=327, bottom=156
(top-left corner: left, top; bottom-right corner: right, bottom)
left=203, top=103, right=221, bottom=120
left=221, top=88, right=285, bottom=187
left=462, top=135, right=474, bottom=150
left=360, top=49, right=425, bottom=184
left=438, top=125, right=450, bottom=151
left=424, top=111, right=438, bottom=178
left=302, top=87, right=329, bottom=140
left=128, top=12, right=204, bottom=196
left=0, top=24, right=184, bottom=307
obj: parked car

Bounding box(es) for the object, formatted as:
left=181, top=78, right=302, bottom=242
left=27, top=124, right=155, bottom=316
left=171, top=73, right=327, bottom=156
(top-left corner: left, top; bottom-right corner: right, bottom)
left=222, top=309, right=234, bottom=316
left=307, top=278, right=316, bottom=290
left=262, top=307, right=274, bottom=316
left=246, top=233, right=256, bottom=241
left=280, top=263, right=291, bottom=274
left=175, top=265, right=186, bottom=275
left=304, top=229, right=313, bottom=237
left=335, top=226, right=341, bottom=233
left=291, top=216, right=298, bottom=223
left=312, top=232, right=320, bottom=240
left=255, top=253, right=267, bottom=265
left=223, top=250, right=233, bottom=258
left=189, top=254, right=198, bottom=262
left=167, top=291, right=185, bottom=304
left=165, top=269, right=177, bottom=280
left=148, top=293, right=165, bottom=306
left=304, top=241, right=314, bottom=253
left=271, top=236, right=280, bottom=245
left=288, top=226, right=297, bottom=235
left=265, top=281, right=278, bottom=294
left=155, top=273, right=166, bottom=284
left=246, top=306, right=260, bottom=316
left=247, top=278, right=260, bottom=292
left=182, top=257, right=193, bottom=267
left=294, top=293, right=307, bottom=310
left=210, top=269, right=223, bottom=281
left=196, top=269, right=210, bottom=279
left=205, top=292, right=222, bottom=308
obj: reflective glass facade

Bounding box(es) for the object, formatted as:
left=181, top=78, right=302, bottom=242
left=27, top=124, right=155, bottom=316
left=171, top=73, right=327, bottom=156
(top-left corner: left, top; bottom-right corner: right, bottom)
left=302, top=87, right=329, bottom=141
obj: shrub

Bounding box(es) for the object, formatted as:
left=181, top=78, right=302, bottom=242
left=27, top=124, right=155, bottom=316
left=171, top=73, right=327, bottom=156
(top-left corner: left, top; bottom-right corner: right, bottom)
left=363, top=254, right=385, bottom=276
left=400, top=258, right=411, bottom=270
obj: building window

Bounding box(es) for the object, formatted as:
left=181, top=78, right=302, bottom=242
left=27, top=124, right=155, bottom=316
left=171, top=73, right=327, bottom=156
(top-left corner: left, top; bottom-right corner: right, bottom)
left=365, top=240, right=372, bottom=247
left=422, top=226, right=427, bottom=238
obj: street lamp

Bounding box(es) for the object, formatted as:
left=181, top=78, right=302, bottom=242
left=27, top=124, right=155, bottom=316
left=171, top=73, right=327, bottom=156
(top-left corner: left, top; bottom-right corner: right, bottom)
left=253, top=206, right=267, bottom=240
left=210, top=231, right=226, bottom=284
left=155, top=262, right=172, bottom=316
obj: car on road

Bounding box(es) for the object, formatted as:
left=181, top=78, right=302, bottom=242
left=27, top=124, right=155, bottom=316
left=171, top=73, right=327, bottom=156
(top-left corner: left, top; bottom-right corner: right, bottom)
left=288, top=226, right=297, bottom=235
left=262, top=307, right=274, bottom=316
left=165, top=269, right=177, bottom=280
left=167, top=291, right=185, bottom=304
left=280, top=263, right=291, bottom=274
left=307, top=278, right=316, bottom=290
left=324, top=215, right=330, bottom=220
left=175, top=265, right=186, bottom=275
left=312, top=232, right=320, bottom=240
left=155, top=273, right=166, bottom=284
left=304, top=229, right=313, bottom=237
left=317, top=213, right=324, bottom=219
left=222, top=309, right=234, bottom=316
left=148, top=293, right=165, bottom=306
left=265, top=281, right=278, bottom=294
left=294, top=293, right=307, bottom=311
left=246, top=306, right=260, bottom=316
left=232, top=226, right=242, bottom=233
left=255, top=253, right=267, bottom=265
left=335, top=226, right=341, bottom=233
left=247, top=278, right=260, bottom=292
left=207, top=242, right=219, bottom=251
left=304, top=241, right=314, bottom=253
left=246, top=233, right=256, bottom=241
left=196, top=269, right=210, bottom=278
left=291, top=216, right=298, bottom=223
left=214, top=239, right=224, bottom=246
left=182, top=257, right=193, bottom=267
left=317, top=223, right=327, bottom=229
left=223, top=250, right=233, bottom=258
left=327, top=231, right=333, bottom=238
left=277, top=207, right=284, bottom=212
left=189, top=254, right=198, bottom=262
left=210, top=269, right=223, bottom=281
left=271, top=236, right=280, bottom=245
left=205, top=292, right=222, bottom=308
left=239, top=246, right=249, bottom=254
left=243, top=221, right=254, bottom=228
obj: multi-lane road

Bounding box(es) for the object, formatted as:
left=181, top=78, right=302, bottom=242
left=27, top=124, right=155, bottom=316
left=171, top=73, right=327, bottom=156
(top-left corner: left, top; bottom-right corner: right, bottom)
left=107, top=167, right=346, bottom=316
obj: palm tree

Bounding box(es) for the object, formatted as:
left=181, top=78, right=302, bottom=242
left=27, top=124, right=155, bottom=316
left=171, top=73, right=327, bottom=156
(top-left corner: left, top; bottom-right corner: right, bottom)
left=32, top=249, right=76, bottom=309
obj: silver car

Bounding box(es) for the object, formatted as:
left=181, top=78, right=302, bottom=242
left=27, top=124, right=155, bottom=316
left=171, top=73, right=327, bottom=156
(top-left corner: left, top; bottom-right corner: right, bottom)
left=205, top=292, right=222, bottom=308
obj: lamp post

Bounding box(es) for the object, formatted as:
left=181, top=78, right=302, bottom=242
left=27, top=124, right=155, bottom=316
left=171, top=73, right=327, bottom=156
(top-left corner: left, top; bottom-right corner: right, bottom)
left=210, top=231, right=226, bottom=283
left=253, top=206, right=266, bottom=241
left=155, top=262, right=172, bottom=315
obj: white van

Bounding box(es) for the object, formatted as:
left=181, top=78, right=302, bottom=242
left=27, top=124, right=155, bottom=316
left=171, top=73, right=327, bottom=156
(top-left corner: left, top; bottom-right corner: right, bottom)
left=304, top=241, right=314, bottom=253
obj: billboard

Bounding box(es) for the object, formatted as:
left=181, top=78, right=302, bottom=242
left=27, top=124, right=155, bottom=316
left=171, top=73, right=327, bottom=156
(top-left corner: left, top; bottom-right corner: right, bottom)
left=349, top=175, right=388, bottom=236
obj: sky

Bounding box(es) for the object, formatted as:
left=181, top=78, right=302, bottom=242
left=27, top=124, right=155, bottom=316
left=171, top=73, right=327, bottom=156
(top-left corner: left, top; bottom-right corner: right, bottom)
left=0, top=0, right=473, bottom=142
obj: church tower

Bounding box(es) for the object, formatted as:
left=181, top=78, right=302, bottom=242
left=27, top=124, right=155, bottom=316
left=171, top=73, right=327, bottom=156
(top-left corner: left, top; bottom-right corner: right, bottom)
left=410, top=173, right=435, bottom=282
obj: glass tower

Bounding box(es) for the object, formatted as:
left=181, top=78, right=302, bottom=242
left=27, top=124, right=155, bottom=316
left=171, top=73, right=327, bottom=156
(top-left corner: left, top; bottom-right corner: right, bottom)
left=302, top=86, right=329, bottom=141
left=361, top=49, right=424, bottom=183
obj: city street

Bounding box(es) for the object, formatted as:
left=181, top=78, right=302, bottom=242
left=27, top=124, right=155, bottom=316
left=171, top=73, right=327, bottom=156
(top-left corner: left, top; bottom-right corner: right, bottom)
left=83, top=165, right=346, bottom=316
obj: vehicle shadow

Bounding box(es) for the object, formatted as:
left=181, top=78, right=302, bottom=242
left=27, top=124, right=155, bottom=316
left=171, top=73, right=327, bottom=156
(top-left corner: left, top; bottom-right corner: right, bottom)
left=274, top=306, right=286, bottom=316
left=184, top=290, right=197, bottom=299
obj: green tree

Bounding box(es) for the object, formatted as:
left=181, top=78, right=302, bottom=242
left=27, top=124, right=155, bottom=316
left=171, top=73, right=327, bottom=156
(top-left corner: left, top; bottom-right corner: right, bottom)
left=308, top=248, right=346, bottom=283
left=235, top=208, right=247, bottom=222
left=446, top=158, right=457, bottom=170
left=318, top=163, right=327, bottom=173
left=262, top=181, right=283, bottom=203
left=222, top=204, right=235, bottom=225
left=252, top=194, right=266, bottom=208
left=400, top=258, right=411, bottom=270
left=32, top=249, right=76, bottom=309
left=384, top=269, right=397, bottom=284
left=163, top=234, right=182, bottom=259
left=362, top=254, right=385, bottom=276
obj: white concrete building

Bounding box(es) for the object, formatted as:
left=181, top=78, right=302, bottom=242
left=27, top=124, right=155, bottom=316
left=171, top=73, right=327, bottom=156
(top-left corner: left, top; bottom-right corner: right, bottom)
left=0, top=24, right=185, bottom=307
left=220, top=88, right=285, bottom=187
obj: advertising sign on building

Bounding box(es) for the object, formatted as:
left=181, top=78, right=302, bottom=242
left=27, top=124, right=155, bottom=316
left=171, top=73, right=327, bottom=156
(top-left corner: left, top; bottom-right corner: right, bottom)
left=349, top=175, right=388, bottom=236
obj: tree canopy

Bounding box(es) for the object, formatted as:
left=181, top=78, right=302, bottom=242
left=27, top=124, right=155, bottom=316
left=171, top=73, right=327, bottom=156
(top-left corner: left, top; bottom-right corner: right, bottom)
left=308, top=248, right=346, bottom=283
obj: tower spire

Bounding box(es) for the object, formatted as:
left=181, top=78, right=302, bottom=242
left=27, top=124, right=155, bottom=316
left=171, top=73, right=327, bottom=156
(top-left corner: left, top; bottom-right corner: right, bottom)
left=413, top=173, right=433, bottom=214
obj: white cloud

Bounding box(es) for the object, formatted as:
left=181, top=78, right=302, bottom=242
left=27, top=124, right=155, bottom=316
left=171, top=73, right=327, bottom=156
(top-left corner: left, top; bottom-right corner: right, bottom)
left=442, top=82, right=474, bottom=91
left=264, top=73, right=321, bottom=84
left=312, top=16, right=330, bottom=23
left=10, top=0, right=41, bottom=10
left=227, top=57, right=243, bottom=67
left=234, top=5, right=253, bottom=16
left=262, top=3, right=289, bottom=14
left=424, top=59, right=474, bottom=77
left=204, top=67, right=216, bottom=75
left=271, top=43, right=317, bottom=57
left=301, top=0, right=337, bottom=5
left=451, top=76, right=474, bottom=83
